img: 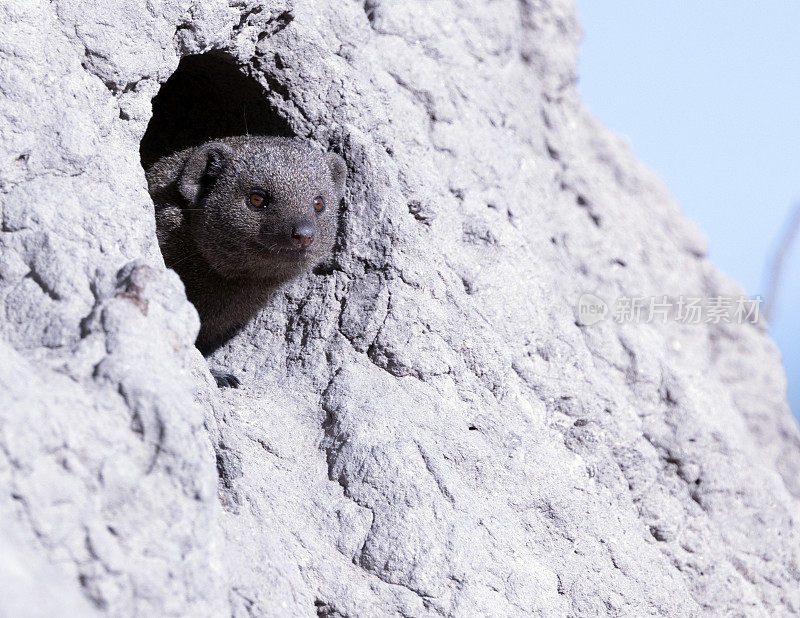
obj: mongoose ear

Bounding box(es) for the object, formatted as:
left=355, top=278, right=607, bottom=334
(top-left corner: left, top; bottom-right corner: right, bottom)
left=179, top=143, right=234, bottom=205
left=325, top=152, right=347, bottom=195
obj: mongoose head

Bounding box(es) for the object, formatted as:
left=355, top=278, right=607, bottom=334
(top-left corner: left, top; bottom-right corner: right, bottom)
left=178, top=136, right=346, bottom=281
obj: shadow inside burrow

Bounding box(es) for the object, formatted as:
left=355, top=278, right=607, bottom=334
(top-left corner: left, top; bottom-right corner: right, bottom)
left=139, top=51, right=294, bottom=169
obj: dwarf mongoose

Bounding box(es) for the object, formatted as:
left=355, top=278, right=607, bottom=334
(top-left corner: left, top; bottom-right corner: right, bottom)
left=145, top=136, right=346, bottom=387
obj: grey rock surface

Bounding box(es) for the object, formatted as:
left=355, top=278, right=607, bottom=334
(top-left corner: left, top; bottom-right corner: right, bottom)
left=1, top=0, right=799, bottom=616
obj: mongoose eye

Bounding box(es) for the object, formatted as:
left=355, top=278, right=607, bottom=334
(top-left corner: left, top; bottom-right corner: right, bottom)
left=313, top=196, right=325, bottom=213
left=249, top=190, right=267, bottom=208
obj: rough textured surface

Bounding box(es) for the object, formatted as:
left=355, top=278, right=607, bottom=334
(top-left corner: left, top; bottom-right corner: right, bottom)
left=1, top=0, right=799, bottom=616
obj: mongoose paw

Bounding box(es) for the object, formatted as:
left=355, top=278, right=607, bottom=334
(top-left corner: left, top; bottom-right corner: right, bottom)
left=211, top=369, right=241, bottom=389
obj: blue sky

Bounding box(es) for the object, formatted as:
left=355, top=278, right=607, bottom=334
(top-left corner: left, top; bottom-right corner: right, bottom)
left=576, top=1, right=799, bottom=420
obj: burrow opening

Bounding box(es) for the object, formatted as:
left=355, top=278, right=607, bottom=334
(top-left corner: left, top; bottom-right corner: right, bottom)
left=140, top=52, right=294, bottom=168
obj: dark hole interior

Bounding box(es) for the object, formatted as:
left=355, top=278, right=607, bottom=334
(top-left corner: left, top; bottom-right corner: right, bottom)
left=140, top=52, right=293, bottom=168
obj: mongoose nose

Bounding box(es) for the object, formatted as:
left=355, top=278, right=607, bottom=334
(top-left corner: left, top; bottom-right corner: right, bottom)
left=291, top=222, right=315, bottom=248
